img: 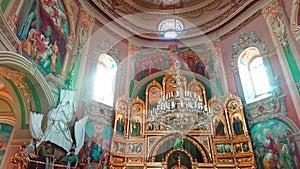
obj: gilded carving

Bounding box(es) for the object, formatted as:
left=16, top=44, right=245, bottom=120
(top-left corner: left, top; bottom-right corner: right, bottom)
left=78, top=10, right=94, bottom=49
left=262, top=0, right=288, bottom=47
left=110, top=66, right=255, bottom=168
left=0, top=66, right=31, bottom=116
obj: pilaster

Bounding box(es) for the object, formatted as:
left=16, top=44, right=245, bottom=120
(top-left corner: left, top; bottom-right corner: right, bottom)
left=262, top=0, right=300, bottom=135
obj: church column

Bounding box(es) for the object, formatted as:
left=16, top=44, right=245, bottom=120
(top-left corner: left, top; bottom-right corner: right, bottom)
left=210, top=40, right=229, bottom=96
left=71, top=10, right=94, bottom=88
left=15, top=0, right=25, bottom=17
left=127, top=43, right=140, bottom=97
left=71, top=9, right=94, bottom=105
left=60, top=35, right=74, bottom=78
left=262, top=0, right=300, bottom=117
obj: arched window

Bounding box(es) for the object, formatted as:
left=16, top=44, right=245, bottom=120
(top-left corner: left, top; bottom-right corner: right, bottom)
left=238, top=47, right=272, bottom=103
left=93, top=53, right=117, bottom=106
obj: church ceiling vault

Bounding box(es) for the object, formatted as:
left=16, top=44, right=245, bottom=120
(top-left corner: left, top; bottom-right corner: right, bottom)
left=87, top=0, right=262, bottom=41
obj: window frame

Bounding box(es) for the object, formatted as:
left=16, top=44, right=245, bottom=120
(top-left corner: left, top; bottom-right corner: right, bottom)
left=93, top=53, right=117, bottom=106
left=238, top=47, right=273, bottom=103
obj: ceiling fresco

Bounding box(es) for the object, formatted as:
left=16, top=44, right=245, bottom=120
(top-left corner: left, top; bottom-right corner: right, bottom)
left=88, top=0, right=260, bottom=40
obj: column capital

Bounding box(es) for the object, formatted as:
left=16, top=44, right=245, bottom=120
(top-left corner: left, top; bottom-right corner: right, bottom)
left=262, top=0, right=283, bottom=18
left=262, top=0, right=288, bottom=47
left=128, top=43, right=140, bottom=56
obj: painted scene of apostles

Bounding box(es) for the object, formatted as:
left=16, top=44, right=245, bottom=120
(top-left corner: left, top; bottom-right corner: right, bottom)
left=134, top=50, right=210, bottom=81
left=16, top=0, right=69, bottom=75
left=251, top=119, right=299, bottom=169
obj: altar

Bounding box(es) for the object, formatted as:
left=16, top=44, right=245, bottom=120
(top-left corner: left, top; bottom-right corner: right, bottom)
left=109, top=65, right=256, bottom=169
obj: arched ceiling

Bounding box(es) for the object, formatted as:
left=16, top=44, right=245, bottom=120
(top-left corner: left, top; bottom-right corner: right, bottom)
left=85, top=0, right=263, bottom=43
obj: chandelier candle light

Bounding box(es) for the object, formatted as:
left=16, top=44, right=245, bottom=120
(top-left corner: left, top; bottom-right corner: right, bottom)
left=150, top=55, right=212, bottom=133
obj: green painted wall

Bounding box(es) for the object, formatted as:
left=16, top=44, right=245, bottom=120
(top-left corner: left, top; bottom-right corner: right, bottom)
left=7, top=79, right=29, bottom=129
left=0, top=0, right=10, bottom=12
left=283, top=44, right=300, bottom=94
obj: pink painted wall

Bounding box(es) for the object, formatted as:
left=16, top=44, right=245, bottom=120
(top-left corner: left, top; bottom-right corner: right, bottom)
left=221, top=13, right=300, bottom=128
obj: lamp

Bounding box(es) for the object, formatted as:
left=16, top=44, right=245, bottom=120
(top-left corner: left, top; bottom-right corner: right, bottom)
left=150, top=53, right=212, bottom=133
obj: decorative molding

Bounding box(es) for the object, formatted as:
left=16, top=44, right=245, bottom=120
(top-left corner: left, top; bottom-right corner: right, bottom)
left=0, top=66, right=31, bottom=109
left=246, top=94, right=285, bottom=127
left=89, top=40, right=120, bottom=63
left=262, top=0, right=288, bottom=48
left=78, top=9, right=94, bottom=50
left=80, top=0, right=274, bottom=48
left=291, top=0, right=300, bottom=43
left=0, top=51, right=55, bottom=108
left=92, top=0, right=254, bottom=39
left=131, top=69, right=218, bottom=100
left=230, top=31, right=268, bottom=71
left=0, top=10, right=21, bottom=53
left=149, top=134, right=209, bottom=163
left=44, top=74, right=65, bottom=96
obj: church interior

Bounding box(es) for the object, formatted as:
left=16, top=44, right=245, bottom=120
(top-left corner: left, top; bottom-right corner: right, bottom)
left=0, top=0, right=300, bottom=168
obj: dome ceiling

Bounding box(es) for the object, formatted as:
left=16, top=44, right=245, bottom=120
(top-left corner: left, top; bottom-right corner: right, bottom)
left=87, top=0, right=263, bottom=42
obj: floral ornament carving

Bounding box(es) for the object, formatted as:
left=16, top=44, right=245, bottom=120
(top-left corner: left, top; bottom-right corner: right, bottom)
left=262, top=0, right=288, bottom=48
left=78, top=10, right=94, bottom=49
left=89, top=40, right=120, bottom=63
left=0, top=66, right=31, bottom=109
left=247, top=100, right=281, bottom=125
left=245, top=76, right=285, bottom=126
left=291, top=0, right=300, bottom=42
left=230, top=32, right=268, bottom=70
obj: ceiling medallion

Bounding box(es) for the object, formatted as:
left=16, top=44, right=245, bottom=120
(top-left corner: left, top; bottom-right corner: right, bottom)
left=158, top=18, right=184, bottom=39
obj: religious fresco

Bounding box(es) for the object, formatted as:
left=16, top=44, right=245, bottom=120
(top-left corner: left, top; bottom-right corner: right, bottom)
left=84, top=102, right=114, bottom=167
left=250, top=119, right=298, bottom=169
left=16, top=0, right=69, bottom=75
left=134, top=49, right=211, bottom=81
left=0, top=123, right=13, bottom=166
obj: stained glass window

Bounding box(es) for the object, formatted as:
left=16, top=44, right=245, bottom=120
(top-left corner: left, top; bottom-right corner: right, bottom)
left=158, top=18, right=184, bottom=39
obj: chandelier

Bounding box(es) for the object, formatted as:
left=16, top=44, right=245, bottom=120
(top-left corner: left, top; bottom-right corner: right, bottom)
left=150, top=55, right=212, bottom=133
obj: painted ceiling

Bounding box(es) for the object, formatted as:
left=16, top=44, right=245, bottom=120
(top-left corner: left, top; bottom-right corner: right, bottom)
left=88, top=0, right=260, bottom=41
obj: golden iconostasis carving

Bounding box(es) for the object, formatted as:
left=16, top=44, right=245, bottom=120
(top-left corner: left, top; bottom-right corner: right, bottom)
left=110, top=67, right=255, bottom=168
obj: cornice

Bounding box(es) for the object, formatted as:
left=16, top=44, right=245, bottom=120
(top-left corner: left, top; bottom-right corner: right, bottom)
left=81, top=0, right=273, bottom=48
